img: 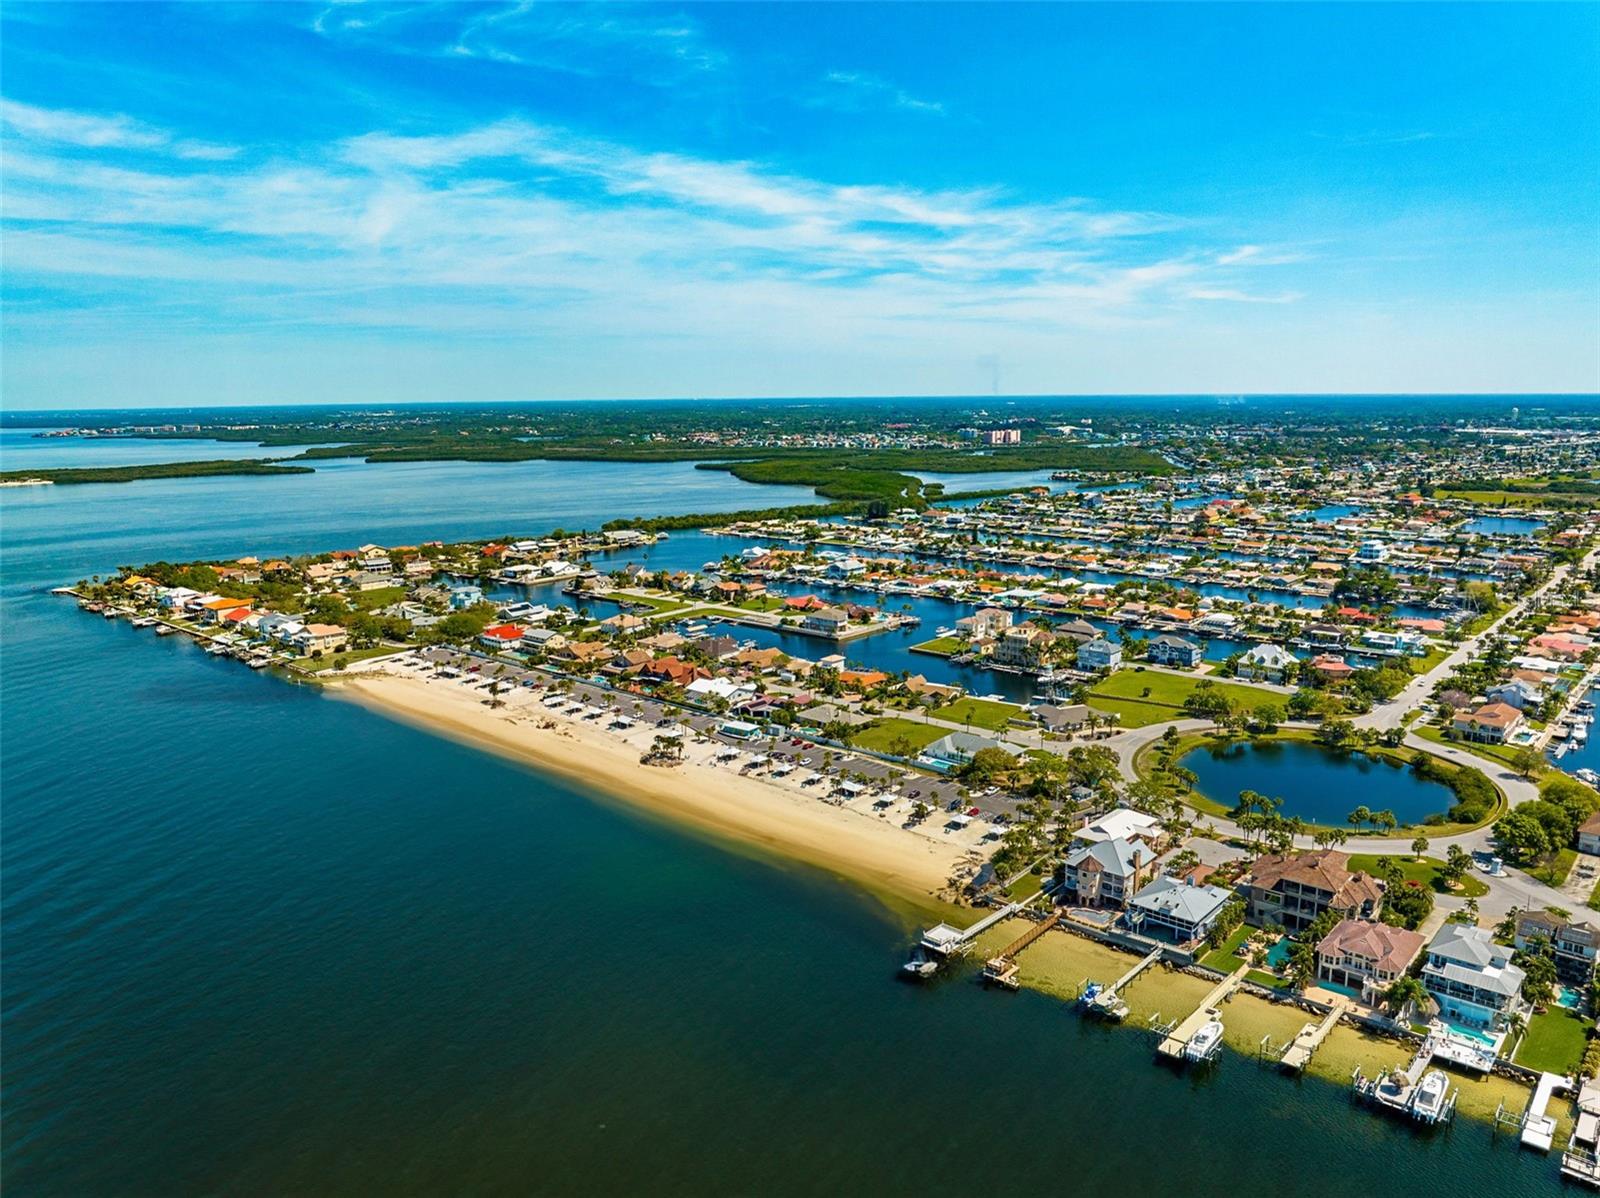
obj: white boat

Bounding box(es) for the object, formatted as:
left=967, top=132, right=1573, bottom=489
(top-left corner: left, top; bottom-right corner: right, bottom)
left=131, top=616, right=157, bottom=628
left=1183, top=1015, right=1224, bottom=1063
left=155, top=624, right=178, bottom=636
left=1410, top=1070, right=1449, bottom=1122
left=902, top=948, right=939, bottom=978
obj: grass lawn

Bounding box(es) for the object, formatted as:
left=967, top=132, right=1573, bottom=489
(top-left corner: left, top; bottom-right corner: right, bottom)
left=349, top=585, right=407, bottom=611
left=1530, top=847, right=1579, bottom=888
left=1005, top=871, right=1045, bottom=901
left=850, top=717, right=948, bottom=756
left=911, top=635, right=967, bottom=656
left=1199, top=924, right=1253, bottom=973
left=1084, top=695, right=1187, bottom=729
left=1589, top=877, right=1600, bottom=912
left=932, top=696, right=1024, bottom=731
left=1515, top=1007, right=1593, bottom=1075
left=1246, top=969, right=1289, bottom=992
left=1346, top=853, right=1489, bottom=899
left=303, top=644, right=412, bottom=672
left=1088, top=668, right=1274, bottom=711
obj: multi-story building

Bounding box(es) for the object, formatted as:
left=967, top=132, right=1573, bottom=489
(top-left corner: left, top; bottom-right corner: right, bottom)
left=1244, top=850, right=1382, bottom=933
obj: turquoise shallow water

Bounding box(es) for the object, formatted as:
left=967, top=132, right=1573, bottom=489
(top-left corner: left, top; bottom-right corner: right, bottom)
left=0, top=456, right=1560, bottom=1194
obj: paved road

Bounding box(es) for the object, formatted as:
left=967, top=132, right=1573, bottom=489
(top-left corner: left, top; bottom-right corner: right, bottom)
left=1357, top=541, right=1600, bottom=731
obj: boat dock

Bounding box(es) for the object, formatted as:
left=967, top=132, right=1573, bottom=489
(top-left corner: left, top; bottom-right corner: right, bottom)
left=1503, top=1071, right=1570, bottom=1153
left=1279, top=1002, right=1345, bottom=1073
left=1156, top=965, right=1247, bottom=1060
left=905, top=894, right=1044, bottom=978
left=1084, top=944, right=1165, bottom=1020
left=981, top=911, right=1061, bottom=989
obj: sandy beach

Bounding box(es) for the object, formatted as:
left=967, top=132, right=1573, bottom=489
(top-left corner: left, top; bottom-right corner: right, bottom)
left=331, top=666, right=978, bottom=906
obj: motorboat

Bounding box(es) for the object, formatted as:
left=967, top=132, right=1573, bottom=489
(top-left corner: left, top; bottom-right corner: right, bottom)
left=901, top=947, right=939, bottom=979
left=1411, top=1070, right=1450, bottom=1122
left=1183, top=1014, right=1224, bottom=1063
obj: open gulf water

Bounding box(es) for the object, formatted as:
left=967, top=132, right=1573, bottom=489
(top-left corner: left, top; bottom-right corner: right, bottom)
left=0, top=442, right=1561, bottom=1194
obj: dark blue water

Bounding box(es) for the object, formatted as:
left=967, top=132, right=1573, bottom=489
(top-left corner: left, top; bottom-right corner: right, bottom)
left=1182, top=740, right=1456, bottom=827
left=0, top=456, right=1556, bottom=1194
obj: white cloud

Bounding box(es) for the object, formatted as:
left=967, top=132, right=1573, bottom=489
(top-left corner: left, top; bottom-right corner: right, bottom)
left=1, top=99, right=1309, bottom=358
left=0, top=98, right=238, bottom=160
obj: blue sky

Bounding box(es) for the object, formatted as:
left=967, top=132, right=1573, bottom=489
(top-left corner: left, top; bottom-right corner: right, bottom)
left=2, top=2, right=1597, bottom=408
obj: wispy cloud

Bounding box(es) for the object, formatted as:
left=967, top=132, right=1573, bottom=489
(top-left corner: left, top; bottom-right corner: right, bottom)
left=0, top=98, right=238, bottom=160
left=1, top=99, right=1302, bottom=349
left=805, top=71, right=945, bottom=117
left=310, top=1, right=726, bottom=83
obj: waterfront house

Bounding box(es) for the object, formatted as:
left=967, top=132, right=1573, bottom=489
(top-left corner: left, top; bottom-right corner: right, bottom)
left=1237, top=643, right=1295, bottom=682
left=1125, top=876, right=1235, bottom=944
left=917, top=730, right=1002, bottom=772
left=1452, top=701, right=1524, bottom=744
left=1244, top=850, right=1383, bottom=933
left=1061, top=836, right=1156, bottom=909
left=292, top=623, right=347, bottom=655
left=1147, top=635, right=1202, bottom=669
left=957, top=607, right=1013, bottom=639
left=992, top=625, right=1051, bottom=669
left=447, top=584, right=485, bottom=611
left=1515, top=910, right=1600, bottom=983
left=1421, top=923, right=1526, bottom=1032
left=478, top=623, right=526, bottom=651
left=1308, top=653, right=1355, bottom=683
left=1486, top=678, right=1544, bottom=711
left=1053, top=618, right=1101, bottom=644
left=802, top=607, right=849, bottom=635
left=1315, top=919, right=1424, bottom=1002
left=826, top=557, right=867, bottom=580
left=1076, top=638, right=1122, bottom=672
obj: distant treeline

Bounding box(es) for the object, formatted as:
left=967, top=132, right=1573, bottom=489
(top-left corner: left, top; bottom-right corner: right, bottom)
left=0, top=460, right=316, bottom=485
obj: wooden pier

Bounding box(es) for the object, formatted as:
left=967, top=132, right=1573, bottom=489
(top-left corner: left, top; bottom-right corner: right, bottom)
left=1156, top=965, right=1247, bottom=1060
left=1279, top=1002, right=1345, bottom=1073
left=1085, top=944, right=1165, bottom=1019
left=906, top=893, right=1045, bottom=978
left=981, top=911, right=1061, bottom=989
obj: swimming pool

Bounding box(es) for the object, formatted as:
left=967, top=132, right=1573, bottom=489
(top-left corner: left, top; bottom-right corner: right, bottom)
left=1319, top=980, right=1362, bottom=1000
left=1557, top=986, right=1584, bottom=1010
left=1265, top=939, right=1292, bottom=969
left=1438, top=1017, right=1499, bottom=1048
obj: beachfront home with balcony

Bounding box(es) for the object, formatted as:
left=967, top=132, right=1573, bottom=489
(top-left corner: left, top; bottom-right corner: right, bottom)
left=1244, top=849, right=1383, bottom=933
left=1125, top=876, right=1234, bottom=944
left=1061, top=837, right=1156, bottom=909
left=1421, top=923, right=1526, bottom=1032
left=291, top=623, right=347, bottom=655
left=1315, top=919, right=1424, bottom=1002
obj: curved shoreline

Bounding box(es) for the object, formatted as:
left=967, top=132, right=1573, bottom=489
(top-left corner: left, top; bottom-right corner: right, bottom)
left=330, top=672, right=973, bottom=921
